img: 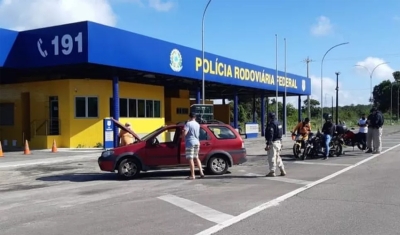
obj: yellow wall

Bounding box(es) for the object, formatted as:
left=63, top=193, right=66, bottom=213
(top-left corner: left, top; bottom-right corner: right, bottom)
left=0, top=80, right=70, bottom=148
left=214, top=104, right=230, bottom=124
left=165, top=97, right=190, bottom=124
left=0, top=79, right=165, bottom=149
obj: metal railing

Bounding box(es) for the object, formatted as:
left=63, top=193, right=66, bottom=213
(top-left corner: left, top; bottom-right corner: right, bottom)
left=31, top=119, right=61, bottom=136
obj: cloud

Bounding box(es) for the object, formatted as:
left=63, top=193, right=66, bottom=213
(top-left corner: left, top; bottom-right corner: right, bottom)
left=354, top=57, right=394, bottom=81
left=0, top=0, right=117, bottom=31
left=310, top=16, right=333, bottom=36
left=148, top=0, right=174, bottom=12
left=393, top=15, right=400, bottom=21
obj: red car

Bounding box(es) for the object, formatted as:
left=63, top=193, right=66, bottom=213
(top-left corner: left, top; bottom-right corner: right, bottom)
left=98, top=119, right=247, bottom=179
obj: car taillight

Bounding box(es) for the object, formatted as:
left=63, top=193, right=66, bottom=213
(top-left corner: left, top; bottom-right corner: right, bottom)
left=242, top=140, right=245, bottom=148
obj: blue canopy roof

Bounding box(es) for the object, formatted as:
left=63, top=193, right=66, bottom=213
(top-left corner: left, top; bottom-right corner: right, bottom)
left=0, top=21, right=311, bottom=95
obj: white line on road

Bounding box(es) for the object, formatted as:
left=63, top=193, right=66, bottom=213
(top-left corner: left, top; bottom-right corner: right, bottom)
left=243, top=173, right=312, bottom=185
left=288, top=161, right=352, bottom=167
left=195, top=143, right=400, bottom=235
left=158, top=194, right=234, bottom=224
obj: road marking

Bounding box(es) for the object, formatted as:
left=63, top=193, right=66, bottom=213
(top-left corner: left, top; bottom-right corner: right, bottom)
left=158, top=194, right=234, bottom=224
left=243, top=173, right=312, bottom=185
left=195, top=143, right=400, bottom=235
left=288, top=161, right=352, bottom=167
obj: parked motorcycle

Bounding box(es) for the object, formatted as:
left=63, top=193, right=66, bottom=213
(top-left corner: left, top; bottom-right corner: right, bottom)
left=342, top=128, right=366, bottom=151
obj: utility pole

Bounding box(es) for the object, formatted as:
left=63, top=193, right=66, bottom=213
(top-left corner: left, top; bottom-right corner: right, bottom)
left=304, top=57, right=314, bottom=119
left=335, top=72, right=340, bottom=124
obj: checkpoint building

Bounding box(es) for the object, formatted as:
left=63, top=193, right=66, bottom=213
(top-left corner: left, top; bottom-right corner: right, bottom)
left=0, top=21, right=311, bottom=149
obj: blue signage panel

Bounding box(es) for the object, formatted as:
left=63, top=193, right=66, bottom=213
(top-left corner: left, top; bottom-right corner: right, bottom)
left=87, top=22, right=311, bottom=95
left=0, top=28, right=18, bottom=67
left=103, top=118, right=114, bottom=149
left=4, top=22, right=89, bottom=68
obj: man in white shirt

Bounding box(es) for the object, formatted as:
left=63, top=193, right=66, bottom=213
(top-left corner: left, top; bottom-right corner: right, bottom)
left=358, top=113, right=368, bottom=150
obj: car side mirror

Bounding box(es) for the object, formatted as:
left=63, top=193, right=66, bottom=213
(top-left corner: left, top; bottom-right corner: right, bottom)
left=152, top=138, right=159, bottom=145
left=351, top=127, right=355, bottom=130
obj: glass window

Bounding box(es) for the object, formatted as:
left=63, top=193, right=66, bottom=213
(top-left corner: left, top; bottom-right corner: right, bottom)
left=128, top=99, right=137, bottom=117
left=120, top=98, right=128, bottom=117
left=87, top=97, right=98, bottom=118
left=199, top=128, right=209, bottom=141
left=146, top=100, right=154, bottom=117
left=137, top=99, right=145, bottom=117
left=75, top=97, right=86, bottom=118
left=109, top=98, right=114, bottom=117
left=153, top=128, right=178, bottom=144
left=208, top=126, right=236, bottom=139
left=0, top=103, right=15, bottom=126
left=154, top=100, right=161, bottom=118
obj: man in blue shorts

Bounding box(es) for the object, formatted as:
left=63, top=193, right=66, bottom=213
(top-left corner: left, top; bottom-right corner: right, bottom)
left=182, top=112, right=205, bottom=180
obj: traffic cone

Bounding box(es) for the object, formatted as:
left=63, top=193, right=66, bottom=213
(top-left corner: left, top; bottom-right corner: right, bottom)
left=51, top=139, right=58, bottom=153
left=0, top=141, right=3, bottom=157
left=24, top=140, right=31, bottom=155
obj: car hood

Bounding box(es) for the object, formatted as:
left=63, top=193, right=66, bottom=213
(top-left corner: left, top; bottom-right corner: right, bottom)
left=111, top=118, right=142, bottom=141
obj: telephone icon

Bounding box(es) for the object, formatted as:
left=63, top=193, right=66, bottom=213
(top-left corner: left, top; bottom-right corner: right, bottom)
left=37, top=38, right=48, bottom=58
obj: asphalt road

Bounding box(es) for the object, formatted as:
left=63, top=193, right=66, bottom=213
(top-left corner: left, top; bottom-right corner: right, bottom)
left=0, top=130, right=400, bottom=235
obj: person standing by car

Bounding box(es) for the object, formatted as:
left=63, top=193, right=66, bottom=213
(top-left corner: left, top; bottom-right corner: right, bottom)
left=265, top=112, right=286, bottom=177
left=322, top=114, right=335, bottom=160
left=357, top=113, right=368, bottom=150
left=119, top=122, right=135, bottom=146
left=182, top=112, right=205, bottom=180
left=366, top=107, right=384, bottom=154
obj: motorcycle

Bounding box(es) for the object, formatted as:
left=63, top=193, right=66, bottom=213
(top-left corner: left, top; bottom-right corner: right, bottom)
left=291, top=132, right=307, bottom=158
left=302, top=129, right=342, bottom=160
left=342, top=128, right=366, bottom=151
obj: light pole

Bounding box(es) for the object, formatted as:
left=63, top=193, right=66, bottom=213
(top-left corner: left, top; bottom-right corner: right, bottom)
left=354, top=62, right=389, bottom=105
left=320, top=42, right=349, bottom=127
left=284, top=37, right=287, bottom=135
left=335, top=72, right=340, bottom=125
left=275, top=34, right=279, bottom=118
left=201, top=0, right=213, bottom=104
left=398, top=85, right=399, bottom=122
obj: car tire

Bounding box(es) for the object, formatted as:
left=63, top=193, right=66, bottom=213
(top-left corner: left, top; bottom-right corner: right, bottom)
left=207, top=155, right=229, bottom=175
left=117, top=158, right=141, bottom=180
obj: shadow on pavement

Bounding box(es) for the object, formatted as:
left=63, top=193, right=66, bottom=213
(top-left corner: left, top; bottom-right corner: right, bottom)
left=35, top=169, right=263, bottom=182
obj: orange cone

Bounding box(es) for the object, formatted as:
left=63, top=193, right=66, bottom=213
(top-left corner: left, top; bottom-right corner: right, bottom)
left=24, top=140, right=31, bottom=155
left=51, top=139, right=58, bottom=153
left=0, top=141, right=3, bottom=157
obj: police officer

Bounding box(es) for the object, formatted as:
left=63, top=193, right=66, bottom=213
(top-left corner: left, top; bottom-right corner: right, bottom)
left=264, top=112, right=286, bottom=177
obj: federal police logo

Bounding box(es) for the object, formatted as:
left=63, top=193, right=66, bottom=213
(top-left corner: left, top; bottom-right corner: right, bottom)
left=302, top=79, right=306, bottom=91
left=169, top=49, right=183, bottom=72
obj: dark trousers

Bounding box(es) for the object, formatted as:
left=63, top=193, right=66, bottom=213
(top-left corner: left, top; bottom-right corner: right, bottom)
left=358, top=132, right=367, bottom=145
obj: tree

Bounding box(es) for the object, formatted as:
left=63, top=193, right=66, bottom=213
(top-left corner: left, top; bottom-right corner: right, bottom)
left=302, top=98, right=320, bottom=118
left=373, top=79, right=400, bottom=115
left=393, top=71, right=400, bottom=82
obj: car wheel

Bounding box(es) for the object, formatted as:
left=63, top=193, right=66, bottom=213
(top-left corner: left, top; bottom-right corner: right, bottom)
left=207, top=155, right=229, bottom=175
left=117, top=158, right=141, bottom=180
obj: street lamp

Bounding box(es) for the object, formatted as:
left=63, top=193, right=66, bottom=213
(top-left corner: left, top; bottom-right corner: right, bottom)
left=320, top=42, right=349, bottom=127
left=201, top=0, right=213, bottom=104
left=354, top=62, right=389, bottom=105
left=275, top=34, right=279, bottom=118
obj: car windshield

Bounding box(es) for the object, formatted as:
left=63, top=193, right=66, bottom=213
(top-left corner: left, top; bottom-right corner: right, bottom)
left=141, top=126, right=164, bottom=141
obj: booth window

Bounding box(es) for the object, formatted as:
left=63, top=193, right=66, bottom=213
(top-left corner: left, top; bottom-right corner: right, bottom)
left=109, top=98, right=161, bottom=118
left=0, top=103, right=15, bottom=126
left=75, top=97, right=98, bottom=118
left=176, top=107, right=189, bottom=114
left=109, top=98, right=137, bottom=117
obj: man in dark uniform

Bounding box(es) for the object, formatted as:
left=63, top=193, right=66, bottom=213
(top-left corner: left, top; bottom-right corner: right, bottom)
left=366, top=107, right=384, bottom=153
left=366, top=109, right=374, bottom=153
left=264, top=112, right=286, bottom=177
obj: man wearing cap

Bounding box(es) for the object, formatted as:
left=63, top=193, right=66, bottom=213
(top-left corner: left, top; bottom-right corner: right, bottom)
left=265, top=112, right=286, bottom=177
left=119, top=123, right=135, bottom=146
left=182, top=112, right=205, bottom=180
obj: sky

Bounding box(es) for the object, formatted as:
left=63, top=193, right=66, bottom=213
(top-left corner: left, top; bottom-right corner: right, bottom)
left=0, top=0, right=399, bottom=107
